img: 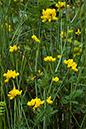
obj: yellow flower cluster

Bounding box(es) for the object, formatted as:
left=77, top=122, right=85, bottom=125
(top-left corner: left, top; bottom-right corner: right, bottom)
left=44, top=56, right=56, bottom=62
left=9, top=45, right=20, bottom=52
left=56, top=1, right=69, bottom=11
left=60, top=31, right=66, bottom=38
left=52, top=77, right=59, bottom=82
left=75, top=29, right=81, bottom=35
left=46, top=96, right=53, bottom=104
left=27, top=96, right=53, bottom=110
left=41, top=8, right=58, bottom=22
left=32, top=35, right=40, bottom=43
left=3, top=70, right=19, bottom=82
left=64, top=59, right=78, bottom=72
left=27, top=97, right=44, bottom=110
left=1, top=23, right=12, bottom=32
left=7, top=87, right=22, bottom=100
left=38, top=70, right=43, bottom=75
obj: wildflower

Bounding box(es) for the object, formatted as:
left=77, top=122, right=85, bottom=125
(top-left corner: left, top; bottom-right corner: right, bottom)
left=44, top=56, right=56, bottom=62
left=9, top=45, right=20, bottom=52
left=38, top=70, right=41, bottom=73
left=27, top=39, right=29, bottom=41
left=30, top=74, right=35, bottom=80
left=27, top=97, right=44, bottom=110
left=52, top=77, right=59, bottom=82
left=56, top=1, right=69, bottom=11
left=64, top=59, right=78, bottom=72
left=7, top=87, right=22, bottom=100
left=8, top=25, right=11, bottom=32
left=0, top=1, right=3, bottom=5
left=20, top=0, right=23, bottom=2
left=57, top=55, right=61, bottom=59
left=60, top=31, right=66, bottom=38
left=38, top=70, right=43, bottom=75
left=46, top=96, right=53, bottom=104
left=33, top=98, right=44, bottom=110
left=27, top=99, right=36, bottom=106
left=63, top=60, right=68, bottom=64
left=32, top=35, right=40, bottom=43
left=68, top=30, right=73, bottom=33
left=3, top=70, right=19, bottom=82
left=38, top=78, right=42, bottom=81
left=1, top=24, right=3, bottom=28
left=5, top=23, right=8, bottom=29
left=75, top=29, right=81, bottom=35
left=41, top=8, right=58, bottom=23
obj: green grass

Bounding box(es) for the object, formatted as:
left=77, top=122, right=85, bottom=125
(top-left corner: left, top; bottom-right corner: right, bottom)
left=0, top=0, right=86, bottom=129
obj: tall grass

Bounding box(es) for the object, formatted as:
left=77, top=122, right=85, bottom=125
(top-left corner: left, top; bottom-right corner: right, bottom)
left=0, top=0, right=86, bottom=128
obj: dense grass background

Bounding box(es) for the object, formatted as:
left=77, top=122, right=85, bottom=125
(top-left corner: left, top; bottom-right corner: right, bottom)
left=0, top=0, right=86, bottom=129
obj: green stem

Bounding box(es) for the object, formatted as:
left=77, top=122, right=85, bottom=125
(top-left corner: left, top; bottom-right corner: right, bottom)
left=14, top=98, right=16, bottom=129
left=69, top=71, right=73, bottom=128
left=43, top=89, right=47, bottom=129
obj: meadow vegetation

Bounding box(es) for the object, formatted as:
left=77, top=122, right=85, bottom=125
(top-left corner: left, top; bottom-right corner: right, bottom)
left=0, top=0, right=86, bottom=129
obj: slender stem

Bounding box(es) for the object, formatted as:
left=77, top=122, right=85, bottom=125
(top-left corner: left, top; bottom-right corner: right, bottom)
left=43, top=89, right=47, bottom=129
left=14, top=98, right=16, bottom=129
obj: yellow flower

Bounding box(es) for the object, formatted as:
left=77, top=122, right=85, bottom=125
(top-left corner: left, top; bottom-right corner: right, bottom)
left=32, top=35, right=40, bottom=43
left=38, top=70, right=43, bottom=75
left=46, top=96, right=53, bottom=104
left=44, top=56, right=56, bottom=62
left=5, top=23, right=8, bottom=28
left=72, top=67, right=78, bottom=72
left=1, top=24, right=3, bottom=28
left=9, top=45, right=20, bottom=52
left=64, top=60, right=68, bottom=64
left=27, top=99, right=36, bottom=106
left=30, top=74, right=35, bottom=80
left=33, top=98, right=44, bottom=110
left=8, top=25, right=11, bottom=32
left=0, top=1, right=3, bottom=5
left=27, top=97, right=44, bottom=110
left=75, top=29, right=81, bottom=35
left=52, top=77, right=59, bottom=82
left=57, top=55, right=61, bottom=59
left=41, top=8, right=58, bottom=23
left=7, top=87, right=22, bottom=100
left=60, top=31, right=66, bottom=38
left=64, top=59, right=78, bottom=72
left=3, top=70, right=19, bottom=82
left=56, top=1, right=69, bottom=11
left=68, top=30, right=73, bottom=33
left=38, top=70, right=41, bottom=73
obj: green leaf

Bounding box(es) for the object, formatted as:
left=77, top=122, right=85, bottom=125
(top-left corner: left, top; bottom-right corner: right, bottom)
left=68, top=76, right=76, bottom=83
left=62, top=99, right=68, bottom=104
left=70, top=101, right=78, bottom=104
left=65, top=89, right=83, bottom=100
